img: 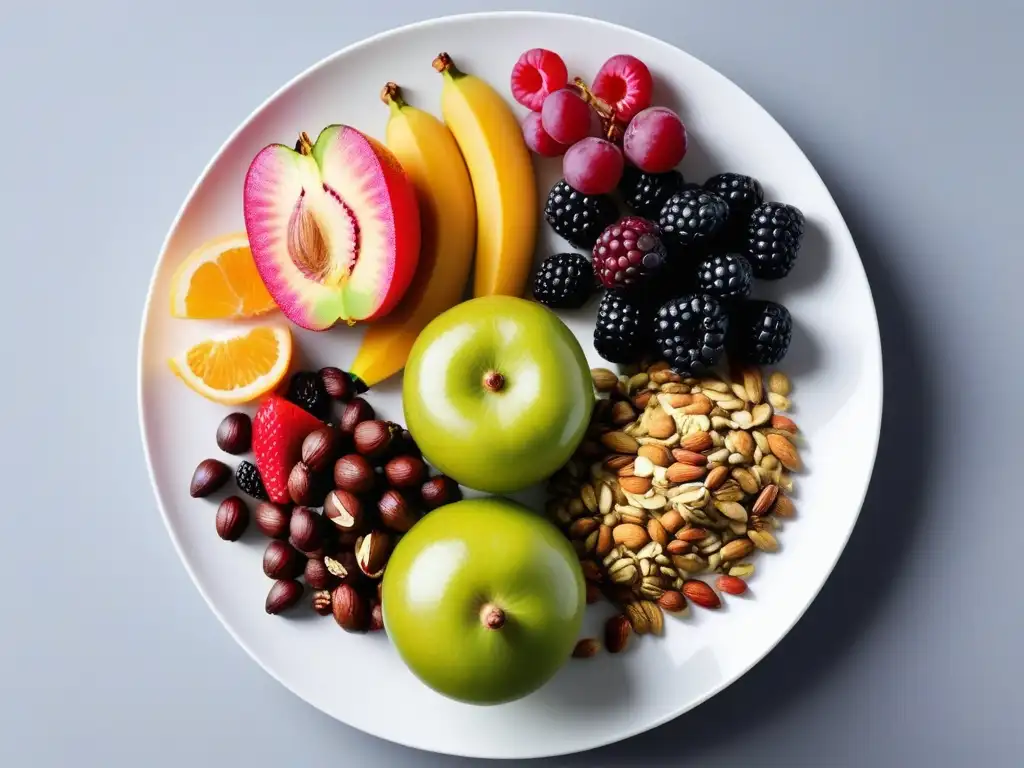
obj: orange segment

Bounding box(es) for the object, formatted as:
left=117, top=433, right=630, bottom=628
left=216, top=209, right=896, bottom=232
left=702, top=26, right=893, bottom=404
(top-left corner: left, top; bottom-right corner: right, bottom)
left=169, top=325, right=292, bottom=404
left=170, top=233, right=278, bottom=319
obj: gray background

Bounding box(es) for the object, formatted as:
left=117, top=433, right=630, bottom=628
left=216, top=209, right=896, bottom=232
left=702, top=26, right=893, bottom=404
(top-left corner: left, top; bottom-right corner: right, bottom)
left=2, top=0, right=1021, bottom=765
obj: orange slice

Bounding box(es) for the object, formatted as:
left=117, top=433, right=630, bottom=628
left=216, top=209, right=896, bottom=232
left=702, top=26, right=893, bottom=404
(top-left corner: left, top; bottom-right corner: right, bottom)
left=168, top=325, right=292, bottom=404
left=169, top=232, right=277, bottom=319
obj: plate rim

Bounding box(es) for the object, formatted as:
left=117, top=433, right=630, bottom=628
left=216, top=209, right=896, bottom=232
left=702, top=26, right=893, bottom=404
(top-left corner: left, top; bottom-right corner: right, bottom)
left=137, top=9, right=884, bottom=758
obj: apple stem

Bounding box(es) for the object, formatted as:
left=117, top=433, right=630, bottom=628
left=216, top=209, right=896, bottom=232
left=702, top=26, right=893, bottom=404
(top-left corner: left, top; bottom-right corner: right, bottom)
left=381, top=81, right=407, bottom=111
left=482, top=371, right=505, bottom=392
left=480, top=603, right=506, bottom=630
left=432, top=52, right=463, bottom=79
left=296, top=132, right=314, bottom=156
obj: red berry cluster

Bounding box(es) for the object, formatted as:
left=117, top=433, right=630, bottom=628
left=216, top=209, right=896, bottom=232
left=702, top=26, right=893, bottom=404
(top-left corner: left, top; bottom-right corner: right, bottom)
left=511, top=49, right=687, bottom=195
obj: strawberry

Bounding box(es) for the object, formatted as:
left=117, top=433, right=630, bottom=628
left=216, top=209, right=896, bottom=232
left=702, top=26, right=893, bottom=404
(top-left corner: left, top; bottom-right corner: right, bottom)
left=253, top=394, right=324, bottom=503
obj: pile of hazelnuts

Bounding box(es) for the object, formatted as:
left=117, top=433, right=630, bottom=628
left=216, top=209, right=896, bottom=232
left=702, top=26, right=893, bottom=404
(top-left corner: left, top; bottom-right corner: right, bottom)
left=197, top=366, right=461, bottom=633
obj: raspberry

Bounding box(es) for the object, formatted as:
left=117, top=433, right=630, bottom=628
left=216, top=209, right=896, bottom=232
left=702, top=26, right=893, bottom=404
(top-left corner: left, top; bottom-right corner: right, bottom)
left=510, top=48, right=568, bottom=111
left=592, top=217, right=667, bottom=291
left=592, top=54, right=653, bottom=123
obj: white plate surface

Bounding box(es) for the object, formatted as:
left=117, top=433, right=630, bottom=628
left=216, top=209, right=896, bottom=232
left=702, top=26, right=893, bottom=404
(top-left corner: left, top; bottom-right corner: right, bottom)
left=138, top=11, right=882, bottom=759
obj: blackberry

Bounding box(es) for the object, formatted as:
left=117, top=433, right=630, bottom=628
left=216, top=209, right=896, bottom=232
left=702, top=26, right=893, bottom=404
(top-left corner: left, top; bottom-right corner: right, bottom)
left=747, top=202, right=805, bottom=279
left=532, top=253, right=594, bottom=309
left=236, top=461, right=268, bottom=501
left=592, top=217, right=667, bottom=291
left=544, top=180, right=618, bottom=249
left=594, top=292, right=650, bottom=364
left=694, top=253, right=753, bottom=303
left=286, top=371, right=330, bottom=419
left=618, top=167, right=684, bottom=219
left=729, top=299, right=793, bottom=365
left=658, top=188, right=730, bottom=250
left=704, top=173, right=764, bottom=245
left=653, top=294, right=729, bottom=376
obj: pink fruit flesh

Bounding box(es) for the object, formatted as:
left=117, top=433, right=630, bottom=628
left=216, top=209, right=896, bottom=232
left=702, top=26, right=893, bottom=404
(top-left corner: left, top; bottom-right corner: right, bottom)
left=510, top=48, right=568, bottom=111
left=623, top=107, right=687, bottom=174
left=244, top=126, right=420, bottom=330
left=563, top=137, right=624, bottom=195
left=522, top=112, right=569, bottom=157
left=592, top=54, right=653, bottom=123
left=541, top=89, right=593, bottom=146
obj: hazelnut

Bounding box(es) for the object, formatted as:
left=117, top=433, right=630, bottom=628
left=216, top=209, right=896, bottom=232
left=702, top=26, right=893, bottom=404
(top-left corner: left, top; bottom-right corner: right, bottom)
left=215, top=413, right=252, bottom=454
left=324, top=550, right=361, bottom=586
left=353, top=420, right=398, bottom=459
left=311, top=589, right=333, bottom=616
left=287, top=461, right=316, bottom=506
left=254, top=502, right=291, bottom=539
left=420, top=475, right=462, bottom=509
left=332, top=583, right=369, bottom=631
left=301, top=427, right=340, bottom=473
left=323, top=489, right=365, bottom=533
left=215, top=496, right=249, bottom=541
left=318, top=367, right=352, bottom=401
left=263, top=540, right=303, bottom=580
left=304, top=558, right=337, bottom=591
left=384, top=455, right=427, bottom=489
left=266, top=580, right=303, bottom=615
left=355, top=530, right=391, bottom=579
left=333, top=454, right=375, bottom=493
left=288, top=506, right=323, bottom=553
left=369, top=601, right=385, bottom=632
left=339, top=398, right=374, bottom=437
left=377, top=489, right=418, bottom=533
left=189, top=459, right=231, bottom=498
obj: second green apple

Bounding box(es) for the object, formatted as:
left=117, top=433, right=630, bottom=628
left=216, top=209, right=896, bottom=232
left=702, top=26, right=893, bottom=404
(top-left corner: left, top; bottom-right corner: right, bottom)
left=403, top=296, right=593, bottom=493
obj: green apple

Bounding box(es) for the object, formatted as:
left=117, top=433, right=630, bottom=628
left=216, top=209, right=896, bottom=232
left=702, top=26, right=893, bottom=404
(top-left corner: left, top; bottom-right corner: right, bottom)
left=402, top=295, right=593, bottom=493
left=382, top=497, right=585, bottom=705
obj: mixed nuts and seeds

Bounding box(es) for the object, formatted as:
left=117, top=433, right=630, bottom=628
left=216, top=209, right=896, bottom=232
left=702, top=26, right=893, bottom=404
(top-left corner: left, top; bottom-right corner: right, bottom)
left=547, top=360, right=801, bottom=655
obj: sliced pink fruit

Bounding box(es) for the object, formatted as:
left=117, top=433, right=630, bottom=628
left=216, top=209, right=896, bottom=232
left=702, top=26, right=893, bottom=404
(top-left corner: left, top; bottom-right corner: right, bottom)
left=243, top=125, right=420, bottom=331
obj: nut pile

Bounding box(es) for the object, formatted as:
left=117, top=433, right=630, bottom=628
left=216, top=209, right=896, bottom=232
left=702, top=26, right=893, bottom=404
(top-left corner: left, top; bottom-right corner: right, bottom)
left=547, top=360, right=801, bottom=655
left=188, top=367, right=461, bottom=631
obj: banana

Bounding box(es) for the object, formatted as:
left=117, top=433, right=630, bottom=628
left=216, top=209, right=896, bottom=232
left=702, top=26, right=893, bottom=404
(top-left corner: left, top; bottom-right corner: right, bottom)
left=349, top=83, right=476, bottom=387
left=432, top=52, right=538, bottom=298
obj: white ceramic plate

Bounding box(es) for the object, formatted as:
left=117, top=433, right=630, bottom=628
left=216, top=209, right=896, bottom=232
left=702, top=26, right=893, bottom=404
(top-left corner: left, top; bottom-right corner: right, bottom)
left=138, top=11, right=882, bottom=759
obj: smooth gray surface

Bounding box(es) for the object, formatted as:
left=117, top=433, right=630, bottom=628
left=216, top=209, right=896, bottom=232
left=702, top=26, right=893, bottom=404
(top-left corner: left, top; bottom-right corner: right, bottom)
left=2, top=0, right=1021, bottom=765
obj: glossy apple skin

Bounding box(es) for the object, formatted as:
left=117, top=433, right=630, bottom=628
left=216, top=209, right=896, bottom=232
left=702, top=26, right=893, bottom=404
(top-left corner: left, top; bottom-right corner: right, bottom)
left=382, top=498, right=585, bottom=704
left=402, top=296, right=593, bottom=493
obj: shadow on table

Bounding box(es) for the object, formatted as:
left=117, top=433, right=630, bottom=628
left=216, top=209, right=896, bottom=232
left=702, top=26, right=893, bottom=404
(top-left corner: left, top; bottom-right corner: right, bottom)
left=555, top=167, right=937, bottom=766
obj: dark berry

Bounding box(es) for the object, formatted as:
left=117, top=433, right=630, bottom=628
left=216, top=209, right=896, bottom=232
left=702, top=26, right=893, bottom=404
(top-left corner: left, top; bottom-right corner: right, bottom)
left=747, top=202, right=805, bottom=279
left=533, top=253, right=594, bottom=309
left=286, top=371, right=330, bottom=419
left=653, top=294, right=729, bottom=376
left=704, top=173, right=764, bottom=245
left=592, top=217, right=667, bottom=291
left=544, top=180, right=618, bottom=249
left=694, top=253, right=753, bottom=303
left=658, top=188, right=729, bottom=249
left=594, top=292, right=650, bottom=364
left=618, top=166, right=684, bottom=219
left=729, top=300, right=793, bottom=364
left=236, top=461, right=269, bottom=501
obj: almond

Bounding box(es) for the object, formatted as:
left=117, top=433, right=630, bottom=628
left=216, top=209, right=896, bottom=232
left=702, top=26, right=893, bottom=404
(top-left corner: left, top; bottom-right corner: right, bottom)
left=647, top=409, right=676, bottom=439
left=612, top=522, right=650, bottom=550
left=704, top=465, right=730, bottom=490
left=752, top=484, right=780, bottom=516
left=604, top=454, right=635, bottom=472
left=647, top=360, right=671, bottom=373
left=647, top=518, right=669, bottom=547
left=572, top=638, right=601, bottom=658
left=666, top=539, right=690, bottom=555
left=619, top=475, right=652, bottom=494
left=681, top=431, right=713, bottom=452
left=773, top=493, right=795, bottom=517
left=766, top=433, right=802, bottom=471
left=604, top=615, right=631, bottom=653
left=596, top=524, right=614, bottom=556
left=671, top=449, right=708, bottom=466
left=657, top=590, right=687, bottom=613
left=682, top=579, right=721, bottom=609
left=682, top=393, right=713, bottom=415
left=716, top=575, right=748, bottom=595
left=676, top=526, right=708, bottom=543
left=651, top=369, right=681, bottom=384
left=638, top=444, right=673, bottom=467
left=659, top=509, right=685, bottom=534
left=568, top=517, right=599, bottom=539
left=633, top=390, right=653, bottom=409
left=771, top=414, right=799, bottom=433
left=611, top=401, right=637, bottom=426
left=666, top=462, right=706, bottom=483
left=590, top=368, right=618, bottom=392
left=720, top=538, right=754, bottom=561
left=616, top=461, right=636, bottom=478
left=601, top=430, right=640, bottom=454
left=662, top=393, right=693, bottom=409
